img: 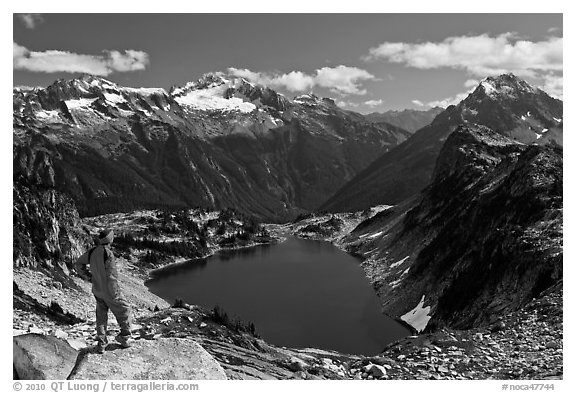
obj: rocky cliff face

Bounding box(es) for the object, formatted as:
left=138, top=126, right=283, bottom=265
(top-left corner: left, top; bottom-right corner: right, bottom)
left=320, top=74, right=563, bottom=213
left=13, top=73, right=409, bottom=221
left=339, top=124, right=562, bottom=331
left=13, top=176, right=92, bottom=272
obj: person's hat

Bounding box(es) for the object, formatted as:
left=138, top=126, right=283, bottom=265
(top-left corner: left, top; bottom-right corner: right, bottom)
left=98, top=229, right=114, bottom=245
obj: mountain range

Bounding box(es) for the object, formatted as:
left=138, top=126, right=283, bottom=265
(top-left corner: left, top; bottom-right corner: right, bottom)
left=364, top=107, right=444, bottom=133
left=13, top=73, right=413, bottom=221
left=320, top=74, right=563, bottom=213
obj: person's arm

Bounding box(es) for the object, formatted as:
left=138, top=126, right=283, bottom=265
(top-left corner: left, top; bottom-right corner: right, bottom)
left=74, top=249, right=93, bottom=281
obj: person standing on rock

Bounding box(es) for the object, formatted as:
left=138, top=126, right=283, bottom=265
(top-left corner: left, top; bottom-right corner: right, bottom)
left=75, top=229, right=133, bottom=353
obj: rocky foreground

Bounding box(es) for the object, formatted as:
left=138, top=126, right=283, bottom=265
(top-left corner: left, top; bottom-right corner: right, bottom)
left=13, top=243, right=562, bottom=380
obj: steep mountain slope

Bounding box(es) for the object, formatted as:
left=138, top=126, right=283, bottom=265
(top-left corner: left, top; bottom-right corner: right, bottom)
left=339, top=124, right=562, bottom=331
left=364, top=107, right=443, bottom=133
left=320, top=74, right=563, bottom=213
left=13, top=176, right=92, bottom=272
left=13, top=73, right=409, bottom=221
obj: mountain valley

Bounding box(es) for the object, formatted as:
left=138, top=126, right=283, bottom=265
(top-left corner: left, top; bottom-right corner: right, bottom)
left=13, top=72, right=563, bottom=380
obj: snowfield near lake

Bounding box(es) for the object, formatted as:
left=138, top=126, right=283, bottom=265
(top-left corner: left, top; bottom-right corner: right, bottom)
left=400, top=295, right=431, bottom=333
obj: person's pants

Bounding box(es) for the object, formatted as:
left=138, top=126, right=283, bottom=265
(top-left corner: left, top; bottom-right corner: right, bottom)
left=95, top=296, right=132, bottom=344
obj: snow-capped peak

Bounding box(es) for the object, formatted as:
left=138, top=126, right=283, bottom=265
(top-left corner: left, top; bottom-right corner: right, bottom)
left=120, top=86, right=167, bottom=96
left=74, top=74, right=118, bottom=89
left=293, top=94, right=337, bottom=109
left=293, top=93, right=321, bottom=104
left=170, top=73, right=257, bottom=113
left=171, top=72, right=230, bottom=96
left=478, top=73, right=538, bottom=99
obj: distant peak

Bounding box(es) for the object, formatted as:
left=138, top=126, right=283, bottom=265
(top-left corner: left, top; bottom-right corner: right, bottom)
left=75, top=74, right=117, bottom=87
left=46, top=74, right=118, bottom=93
left=477, top=73, right=538, bottom=98
left=170, top=72, right=236, bottom=96
left=293, top=93, right=321, bottom=103
left=485, top=72, right=520, bottom=82
left=196, top=72, right=228, bottom=86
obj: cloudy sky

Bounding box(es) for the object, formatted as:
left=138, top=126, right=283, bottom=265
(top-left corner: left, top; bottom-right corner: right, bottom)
left=13, top=13, right=563, bottom=112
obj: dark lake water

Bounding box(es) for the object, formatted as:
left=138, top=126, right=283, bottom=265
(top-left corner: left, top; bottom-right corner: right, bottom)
left=146, top=236, right=410, bottom=355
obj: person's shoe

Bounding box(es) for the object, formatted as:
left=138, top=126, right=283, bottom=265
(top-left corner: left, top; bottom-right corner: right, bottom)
left=115, top=334, right=133, bottom=348
left=96, top=342, right=107, bottom=354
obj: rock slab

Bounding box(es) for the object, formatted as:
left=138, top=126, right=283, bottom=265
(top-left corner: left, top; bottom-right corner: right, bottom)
left=13, top=333, right=79, bottom=379
left=72, top=338, right=227, bottom=380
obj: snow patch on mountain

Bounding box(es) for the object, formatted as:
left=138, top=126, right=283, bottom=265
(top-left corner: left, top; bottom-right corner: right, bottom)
left=35, top=110, right=60, bottom=120
left=14, top=86, right=39, bottom=92
left=390, top=256, right=410, bottom=269
left=103, top=92, right=127, bottom=104
left=121, top=87, right=167, bottom=96
left=174, top=83, right=256, bottom=113
left=372, top=205, right=394, bottom=215
left=480, top=80, right=497, bottom=96
left=118, top=108, right=135, bottom=117
left=139, top=108, right=154, bottom=117
left=360, top=231, right=384, bottom=240
left=65, top=98, right=98, bottom=110
left=479, top=75, right=538, bottom=100
left=389, top=268, right=410, bottom=289
left=400, top=295, right=431, bottom=332
left=87, top=77, right=117, bottom=89
left=294, top=94, right=318, bottom=104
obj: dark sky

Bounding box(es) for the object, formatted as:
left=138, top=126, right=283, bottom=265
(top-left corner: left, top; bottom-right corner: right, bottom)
left=13, top=13, right=563, bottom=112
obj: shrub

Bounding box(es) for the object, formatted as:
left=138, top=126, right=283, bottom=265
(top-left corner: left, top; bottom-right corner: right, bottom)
left=212, top=305, right=258, bottom=336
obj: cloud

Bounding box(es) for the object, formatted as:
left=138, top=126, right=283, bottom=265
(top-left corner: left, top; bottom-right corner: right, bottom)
left=414, top=79, right=479, bottom=108
left=106, top=50, right=149, bottom=72
left=464, top=79, right=479, bottom=88
left=425, top=92, right=471, bottom=108
left=228, top=65, right=374, bottom=95
left=271, top=71, right=315, bottom=92
left=13, top=42, right=149, bottom=76
left=547, top=27, right=563, bottom=36
left=17, top=14, right=44, bottom=29
left=335, top=100, right=360, bottom=108
left=227, top=68, right=314, bottom=92
left=540, top=73, right=563, bottom=99
left=13, top=43, right=28, bottom=59
left=226, top=68, right=269, bottom=84
left=365, top=33, right=562, bottom=78
left=364, top=99, right=383, bottom=107
left=315, top=65, right=374, bottom=95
